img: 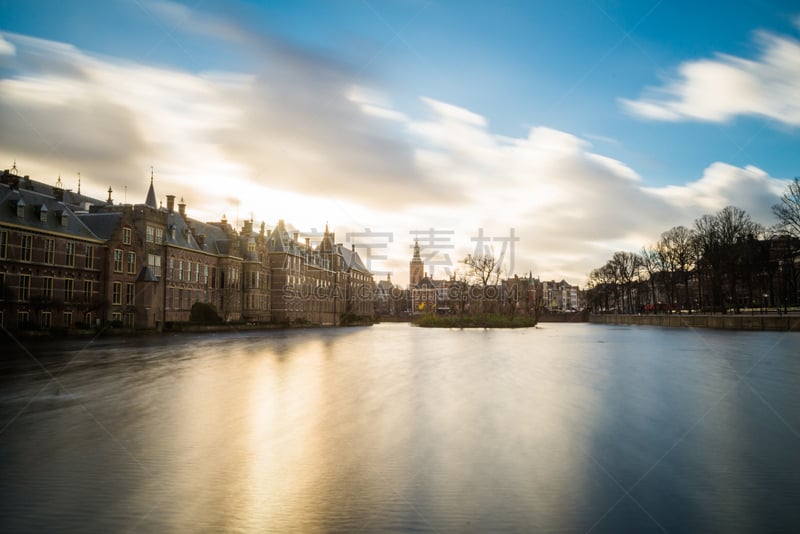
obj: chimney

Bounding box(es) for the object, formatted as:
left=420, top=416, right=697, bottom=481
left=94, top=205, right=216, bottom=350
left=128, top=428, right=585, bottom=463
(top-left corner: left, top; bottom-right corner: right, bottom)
left=305, top=237, right=310, bottom=249
left=243, top=219, right=253, bottom=234
left=178, top=197, right=186, bottom=217
left=293, top=231, right=299, bottom=243
left=166, top=195, right=175, bottom=213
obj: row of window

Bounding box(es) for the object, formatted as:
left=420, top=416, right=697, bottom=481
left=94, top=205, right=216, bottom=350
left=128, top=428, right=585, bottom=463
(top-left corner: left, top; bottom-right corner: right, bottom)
left=111, top=282, right=136, bottom=306
left=145, top=225, right=164, bottom=244
left=109, top=312, right=136, bottom=327
left=12, top=310, right=100, bottom=329
left=167, top=287, right=206, bottom=310
left=2, top=273, right=95, bottom=302
left=0, top=231, right=95, bottom=267
left=168, top=257, right=208, bottom=284
left=113, top=249, right=137, bottom=274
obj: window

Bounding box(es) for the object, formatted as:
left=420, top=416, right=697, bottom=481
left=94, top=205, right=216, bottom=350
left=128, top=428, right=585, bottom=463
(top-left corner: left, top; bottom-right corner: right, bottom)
left=124, top=313, right=134, bottom=328
left=20, top=235, right=33, bottom=261
left=178, top=288, right=183, bottom=310
left=16, top=200, right=25, bottom=218
left=185, top=261, right=191, bottom=282
left=0, top=230, right=7, bottom=258
left=126, top=283, right=135, bottom=306
left=123, top=227, right=132, bottom=245
left=39, top=206, right=48, bottom=223
left=19, top=274, right=31, bottom=301
left=155, top=228, right=163, bottom=243
left=112, top=282, right=122, bottom=305
left=41, top=311, right=51, bottom=328
left=203, top=265, right=209, bottom=285
left=195, top=262, right=200, bottom=283
left=113, top=249, right=123, bottom=272
left=44, top=239, right=55, bottom=264
left=167, top=287, right=173, bottom=309
left=63, top=312, right=72, bottom=329
left=17, top=311, right=29, bottom=326
left=43, top=277, right=53, bottom=300
left=65, top=242, right=75, bottom=267
left=85, top=245, right=94, bottom=269
left=111, top=312, right=122, bottom=323
left=148, top=254, right=161, bottom=279
left=178, top=260, right=184, bottom=281
left=168, top=257, right=174, bottom=280
left=64, top=278, right=74, bottom=302
left=127, top=252, right=136, bottom=274
left=146, top=226, right=154, bottom=243
left=84, top=280, right=93, bottom=303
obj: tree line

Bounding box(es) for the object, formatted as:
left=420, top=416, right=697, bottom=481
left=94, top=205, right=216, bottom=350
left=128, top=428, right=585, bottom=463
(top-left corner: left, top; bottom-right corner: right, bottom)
left=585, top=178, right=800, bottom=314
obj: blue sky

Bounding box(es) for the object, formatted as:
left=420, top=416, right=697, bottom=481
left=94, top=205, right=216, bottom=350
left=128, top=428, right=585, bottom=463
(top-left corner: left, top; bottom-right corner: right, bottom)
left=1, top=0, right=799, bottom=285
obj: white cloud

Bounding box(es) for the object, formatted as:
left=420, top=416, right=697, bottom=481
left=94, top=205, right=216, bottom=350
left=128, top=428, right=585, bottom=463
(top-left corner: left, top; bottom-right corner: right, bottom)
left=621, top=28, right=800, bottom=125
left=644, top=162, right=789, bottom=220
left=0, top=34, right=15, bottom=56
left=0, top=16, right=788, bottom=287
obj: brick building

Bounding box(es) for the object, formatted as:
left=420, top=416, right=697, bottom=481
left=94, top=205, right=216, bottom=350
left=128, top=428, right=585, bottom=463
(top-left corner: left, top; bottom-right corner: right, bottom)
left=0, top=168, right=373, bottom=332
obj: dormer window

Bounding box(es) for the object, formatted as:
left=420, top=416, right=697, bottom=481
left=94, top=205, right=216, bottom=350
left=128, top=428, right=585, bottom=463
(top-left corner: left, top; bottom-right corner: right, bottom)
left=39, top=204, right=48, bottom=223
left=61, top=211, right=69, bottom=227
left=16, top=199, right=25, bottom=218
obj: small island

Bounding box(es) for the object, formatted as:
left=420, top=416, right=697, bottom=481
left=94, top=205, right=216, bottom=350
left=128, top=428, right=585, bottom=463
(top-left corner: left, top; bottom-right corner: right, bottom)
left=413, top=313, right=537, bottom=328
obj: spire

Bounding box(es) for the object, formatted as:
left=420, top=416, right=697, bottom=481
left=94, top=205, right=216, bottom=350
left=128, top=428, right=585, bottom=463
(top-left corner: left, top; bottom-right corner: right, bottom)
left=77, top=172, right=81, bottom=194
left=412, top=239, right=421, bottom=261
left=107, top=186, right=113, bottom=204
left=145, top=168, right=157, bottom=208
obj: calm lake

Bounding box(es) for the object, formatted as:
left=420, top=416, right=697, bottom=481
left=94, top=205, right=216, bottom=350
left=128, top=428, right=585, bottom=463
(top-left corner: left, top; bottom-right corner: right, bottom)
left=1, top=323, right=799, bottom=533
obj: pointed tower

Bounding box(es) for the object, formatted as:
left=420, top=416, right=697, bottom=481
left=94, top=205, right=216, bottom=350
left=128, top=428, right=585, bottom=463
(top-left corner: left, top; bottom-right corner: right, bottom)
left=409, top=239, right=424, bottom=287
left=145, top=168, right=157, bottom=209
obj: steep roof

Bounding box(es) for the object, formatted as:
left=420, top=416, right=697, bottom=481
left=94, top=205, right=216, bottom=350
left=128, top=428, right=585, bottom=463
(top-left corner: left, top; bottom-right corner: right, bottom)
left=145, top=175, right=157, bottom=209
left=77, top=212, right=123, bottom=240
left=0, top=184, right=103, bottom=241
left=187, top=218, right=238, bottom=257
left=267, top=219, right=305, bottom=255
left=338, top=244, right=371, bottom=275
left=165, top=211, right=202, bottom=250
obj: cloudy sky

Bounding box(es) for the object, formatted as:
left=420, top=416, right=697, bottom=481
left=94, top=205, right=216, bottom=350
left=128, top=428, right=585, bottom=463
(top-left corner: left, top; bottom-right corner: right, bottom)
left=1, top=0, right=798, bottom=286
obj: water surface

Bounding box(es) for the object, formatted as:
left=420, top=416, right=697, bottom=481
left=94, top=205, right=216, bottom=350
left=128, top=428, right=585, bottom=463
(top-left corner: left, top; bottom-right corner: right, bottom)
left=1, top=323, right=799, bottom=532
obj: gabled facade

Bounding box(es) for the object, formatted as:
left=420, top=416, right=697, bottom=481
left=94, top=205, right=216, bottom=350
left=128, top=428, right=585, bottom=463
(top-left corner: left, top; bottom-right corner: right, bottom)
left=0, top=167, right=373, bottom=332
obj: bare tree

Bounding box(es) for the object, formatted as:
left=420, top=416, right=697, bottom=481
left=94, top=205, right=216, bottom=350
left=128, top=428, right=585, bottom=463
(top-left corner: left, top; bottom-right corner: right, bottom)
left=639, top=245, right=662, bottom=312
left=657, top=226, right=696, bottom=311
left=609, top=251, right=641, bottom=313
left=463, top=252, right=502, bottom=313
left=772, top=177, right=800, bottom=238
left=694, top=206, right=762, bottom=313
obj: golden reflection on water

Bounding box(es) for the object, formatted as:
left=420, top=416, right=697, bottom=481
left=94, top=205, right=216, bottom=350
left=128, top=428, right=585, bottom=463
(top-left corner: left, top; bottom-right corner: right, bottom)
left=6, top=325, right=796, bottom=532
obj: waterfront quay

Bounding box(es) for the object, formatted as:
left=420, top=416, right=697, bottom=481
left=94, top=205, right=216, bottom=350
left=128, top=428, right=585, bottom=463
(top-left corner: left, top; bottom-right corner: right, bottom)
left=591, top=312, right=800, bottom=331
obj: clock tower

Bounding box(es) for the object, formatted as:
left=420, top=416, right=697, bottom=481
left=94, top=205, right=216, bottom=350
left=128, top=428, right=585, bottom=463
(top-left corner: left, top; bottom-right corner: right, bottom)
left=409, top=240, right=424, bottom=287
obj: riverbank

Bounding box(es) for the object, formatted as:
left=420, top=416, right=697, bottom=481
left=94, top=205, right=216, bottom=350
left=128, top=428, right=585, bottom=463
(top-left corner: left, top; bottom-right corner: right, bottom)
left=0, top=319, right=375, bottom=344
left=590, top=313, right=800, bottom=331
